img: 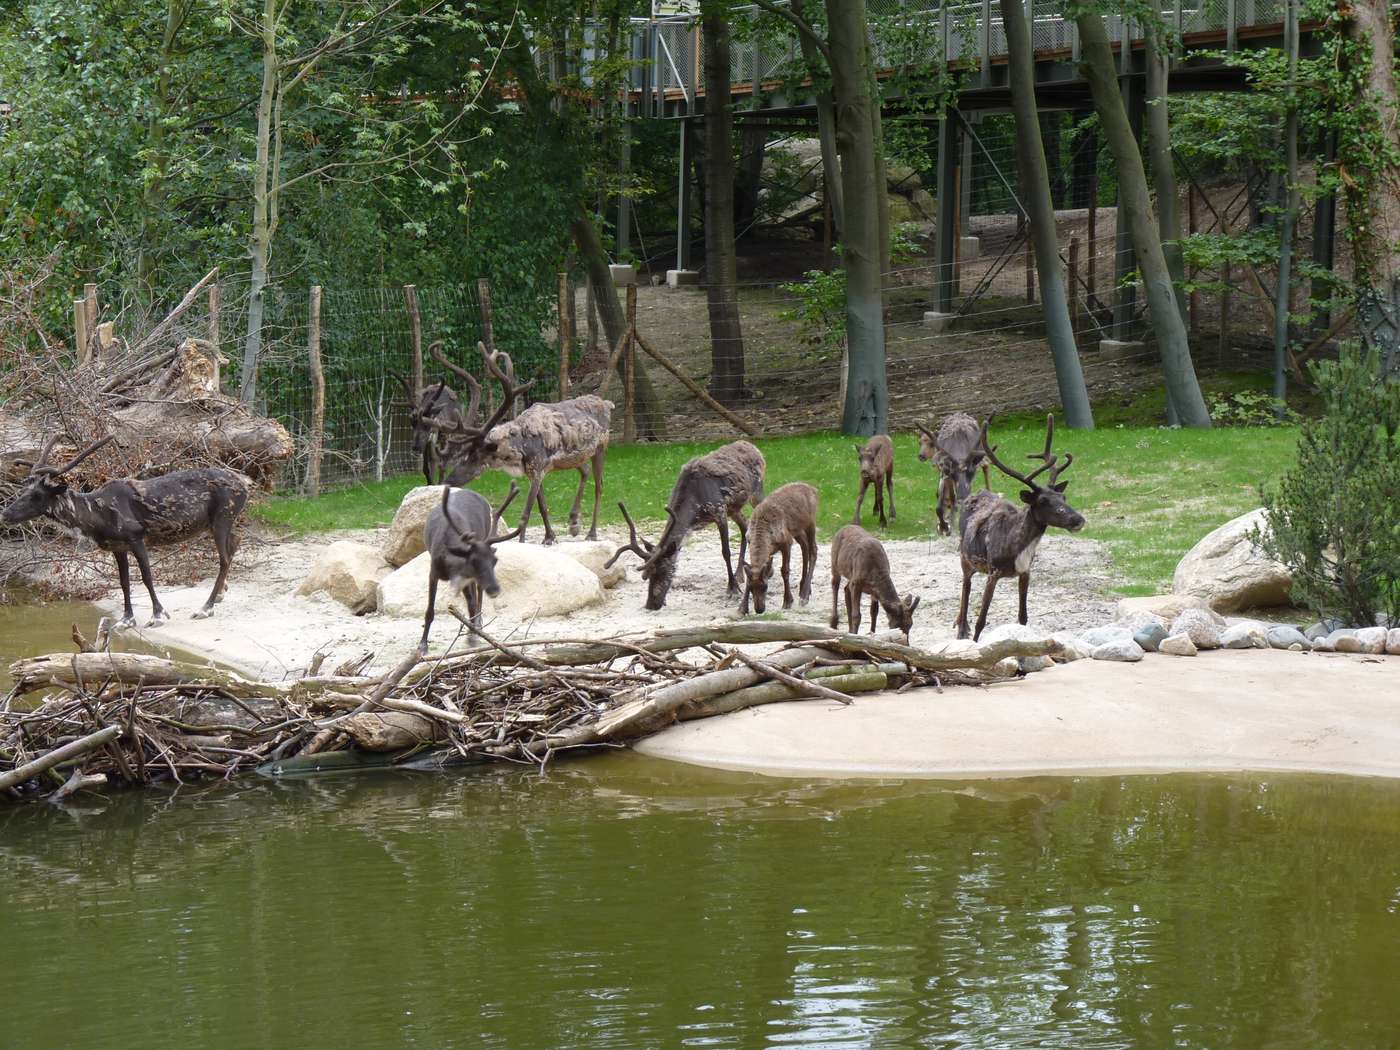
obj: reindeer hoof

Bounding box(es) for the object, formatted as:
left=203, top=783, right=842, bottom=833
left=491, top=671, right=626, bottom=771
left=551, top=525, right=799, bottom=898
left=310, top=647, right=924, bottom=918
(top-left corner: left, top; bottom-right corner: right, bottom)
left=569, top=523, right=580, bottom=537
left=542, top=534, right=558, bottom=546
left=586, top=529, right=598, bottom=541
left=192, top=608, right=212, bottom=620
left=145, top=615, right=168, bottom=629
left=117, top=616, right=136, bottom=630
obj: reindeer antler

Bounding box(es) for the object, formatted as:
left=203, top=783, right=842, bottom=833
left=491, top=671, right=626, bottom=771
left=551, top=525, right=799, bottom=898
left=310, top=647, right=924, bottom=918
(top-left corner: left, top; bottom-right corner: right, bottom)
left=460, top=341, right=535, bottom=442
left=604, top=501, right=656, bottom=568
left=31, top=435, right=115, bottom=477
left=388, top=369, right=416, bottom=401
left=914, top=421, right=936, bottom=440
left=489, top=482, right=520, bottom=538
left=979, top=415, right=1060, bottom=490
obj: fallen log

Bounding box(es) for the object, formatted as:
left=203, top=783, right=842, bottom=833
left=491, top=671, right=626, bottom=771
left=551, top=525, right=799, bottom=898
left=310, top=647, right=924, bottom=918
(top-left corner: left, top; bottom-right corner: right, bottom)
left=0, top=725, right=121, bottom=792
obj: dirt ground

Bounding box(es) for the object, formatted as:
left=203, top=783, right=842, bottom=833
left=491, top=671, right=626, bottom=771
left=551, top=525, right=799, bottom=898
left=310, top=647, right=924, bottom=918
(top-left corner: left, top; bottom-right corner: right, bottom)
left=94, top=522, right=1117, bottom=682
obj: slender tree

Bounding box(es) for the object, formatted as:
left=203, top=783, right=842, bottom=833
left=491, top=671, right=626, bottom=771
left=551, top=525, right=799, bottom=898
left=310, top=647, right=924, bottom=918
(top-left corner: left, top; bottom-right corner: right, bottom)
left=1075, top=10, right=1211, bottom=425
left=1001, top=0, right=1094, bottom=428
left=701, top=12, right=746, bottom=405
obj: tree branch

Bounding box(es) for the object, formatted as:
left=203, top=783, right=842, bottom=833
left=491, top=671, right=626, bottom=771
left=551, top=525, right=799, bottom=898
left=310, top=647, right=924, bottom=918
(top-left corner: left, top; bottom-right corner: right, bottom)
left=751, top=0, right=832, bottom=67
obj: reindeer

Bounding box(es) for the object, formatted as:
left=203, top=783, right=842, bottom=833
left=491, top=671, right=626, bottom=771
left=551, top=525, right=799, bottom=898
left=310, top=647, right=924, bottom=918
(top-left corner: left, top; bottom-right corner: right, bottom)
left=434, top=344, right=611, bottom=545
left=607, top=440, right=766, bottom=610
left=740, top=482, right=819, bottom=614
left=418, top=483, right=521, bottom=654
left=1, top=436, right=249, bottom=627
left=853, top=434, right=895, bottom=528
left=916, top=412, right=990, bottom=536
left=955, top=414, right=1085, bottom=641
left=828, top=524, right=920, bottom=639
left=393, top=342, right=488, bottom=484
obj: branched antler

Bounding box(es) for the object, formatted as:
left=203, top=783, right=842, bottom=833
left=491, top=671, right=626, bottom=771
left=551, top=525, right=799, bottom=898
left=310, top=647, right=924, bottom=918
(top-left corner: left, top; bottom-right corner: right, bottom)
left=979, top=414, right=1068, bottom=490
left=605, top=501, right=656, bottom=568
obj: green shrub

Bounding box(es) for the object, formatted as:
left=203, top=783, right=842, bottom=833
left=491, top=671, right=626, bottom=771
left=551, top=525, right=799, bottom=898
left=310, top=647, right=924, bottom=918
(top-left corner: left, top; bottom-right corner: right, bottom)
left=1255, top=346, right=1400, bottom=627
left=1207, top=389, right=1296, bottom=427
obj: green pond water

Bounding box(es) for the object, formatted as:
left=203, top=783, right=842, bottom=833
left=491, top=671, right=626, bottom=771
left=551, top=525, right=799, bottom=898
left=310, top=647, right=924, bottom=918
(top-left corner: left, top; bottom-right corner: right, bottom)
left=5, top=606, right=1400, bottom=1047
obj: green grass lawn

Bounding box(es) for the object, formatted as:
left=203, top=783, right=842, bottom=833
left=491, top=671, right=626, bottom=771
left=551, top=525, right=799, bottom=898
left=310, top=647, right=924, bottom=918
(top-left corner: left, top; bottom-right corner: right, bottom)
left=255, top=419, right=1297, bottom=598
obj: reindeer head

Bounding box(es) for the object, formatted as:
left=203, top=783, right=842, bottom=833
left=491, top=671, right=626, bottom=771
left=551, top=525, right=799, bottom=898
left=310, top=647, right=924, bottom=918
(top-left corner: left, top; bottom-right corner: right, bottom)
left=444, top=342, right=534, bottom=479
left=915, top=423, right=937, bottom=464
left=918, top=418, right=982, bottom=502
left=438, top=483, right=521, bottom=596
left=854, top=441, right=883, bottom=482
left=890, top=593, right=921, bottom=637
left=981, top=415, right=1085, bottom=533
left=2, top=436, right=113, bottom=524
left=606, top=502, right=681, bottom=610
left=742, top=558, right=775, bottom=614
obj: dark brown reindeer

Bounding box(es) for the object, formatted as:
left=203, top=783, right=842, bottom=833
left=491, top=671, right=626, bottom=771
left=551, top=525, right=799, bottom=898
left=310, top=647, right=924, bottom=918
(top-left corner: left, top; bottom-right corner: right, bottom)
left=853, top=434, right=895, bottom=528
left=1, top=436, right=249, bottom=627
left=393, top=341, right=490, bottom=484
left=955, top=415, right=1085, bottom=641
left=916, top=412, right=990, bottom=536
left=829, top=524, right=920, bottom=639
left=418, top=483, right=521, bottom=654
left=607, top=440, right=766, bottom=610
left=740, top=482, right=819, bottom=614
left=434, top=344, right=612, bottom=545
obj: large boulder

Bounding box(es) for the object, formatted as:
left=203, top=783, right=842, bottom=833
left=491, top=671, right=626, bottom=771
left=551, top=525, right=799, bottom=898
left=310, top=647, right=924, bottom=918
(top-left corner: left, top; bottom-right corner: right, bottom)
left=376, top=551, right=468, bottom=620
left=295, top=541, right=392, bottom=614
left=1172, top=509, right=1292, bottom=612
left=557, top=540, right=627, bottom=589
left=383, top=485, right=445, bottom=568
left=488, top=543, right=605, bottom=618
left=1388, top=628, right=1400, bottom=656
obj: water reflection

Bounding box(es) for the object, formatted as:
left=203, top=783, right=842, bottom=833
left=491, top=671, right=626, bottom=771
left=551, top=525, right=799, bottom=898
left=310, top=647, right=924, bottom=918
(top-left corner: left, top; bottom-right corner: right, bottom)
left=3, top=757, right=1400, bottom=1048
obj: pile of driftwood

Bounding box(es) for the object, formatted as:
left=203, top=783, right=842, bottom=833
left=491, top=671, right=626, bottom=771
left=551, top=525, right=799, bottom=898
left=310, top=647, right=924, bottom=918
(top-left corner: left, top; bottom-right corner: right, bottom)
left=0, top=621, right=1065, bottom=801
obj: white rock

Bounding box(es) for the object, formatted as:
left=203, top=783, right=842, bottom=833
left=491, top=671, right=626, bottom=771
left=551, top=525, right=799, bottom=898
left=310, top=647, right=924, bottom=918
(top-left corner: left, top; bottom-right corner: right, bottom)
left=1081, top=625, right=1137, bottom=649
left=1172, top=607, right=1224, bottom=650
left=1115, top=594, right=1211, bottom=629
left=980, top=624, right=1057, bottom=673
left=1172, top=508, right=1293, bottom=613
left=295, top=541, right=392, bottom=614
left=1050, top=631, right=1092, bottom=663
left=1354, top=626, right=1389, bottom=655
left=1266, top=624, right=1313, bottom=651
left=1091, top=637, right=1145, bottom=662
left=1387, top=628, right=1400, bottom=656
left=383, top=486, right=446, bottom=568
left=1159, top=634, right=1199, bottom=657
left=376, top=552, right=469, bottom=620
left=556, top=540, right=626, bottom=589
left=485, top=542, right=605, bottom=619
left=1220, top=621, right=1269, bottom=650
left=989, top=657, right=1021, bottom=677
left=1114, top=608, right=1168, bottom=635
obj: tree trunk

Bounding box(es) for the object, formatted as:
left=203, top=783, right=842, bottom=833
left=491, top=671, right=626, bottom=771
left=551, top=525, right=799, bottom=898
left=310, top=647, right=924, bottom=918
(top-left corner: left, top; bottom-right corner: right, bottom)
left=240, top=0, right=278, bottom=406
left=136, top=0, right=190, bottom=307
left=826, top=0, right=888, bottom=436
left=1077, top=12, right=1211, bottom=425
left=1002, top=0, right=1094, bottom=428
left=791, top=0, right=843, bottom=236
left=569, top=217, right=665, bottom=440
left=701, top=15, right=746, bottom=406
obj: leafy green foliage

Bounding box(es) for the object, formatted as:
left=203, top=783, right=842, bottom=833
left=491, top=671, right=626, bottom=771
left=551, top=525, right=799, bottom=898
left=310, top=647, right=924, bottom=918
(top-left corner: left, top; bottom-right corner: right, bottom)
left=1257, top=346, right=1400, bottom=627
left=1207, top=389, right=1295, bottom=427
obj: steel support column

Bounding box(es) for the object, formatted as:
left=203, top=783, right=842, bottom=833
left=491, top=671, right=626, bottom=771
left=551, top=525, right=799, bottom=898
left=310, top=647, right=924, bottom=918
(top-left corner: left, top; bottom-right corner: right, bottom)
left=675, top=119, right=696, bottom=270
left=1112, top=75, right=1145, bottom=339
left=935, top=114, right=963, bottom=314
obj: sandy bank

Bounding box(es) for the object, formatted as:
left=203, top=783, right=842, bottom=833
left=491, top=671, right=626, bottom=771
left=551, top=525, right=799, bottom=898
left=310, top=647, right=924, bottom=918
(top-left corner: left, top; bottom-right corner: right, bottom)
left=634, top=649, right=1400, bottom=780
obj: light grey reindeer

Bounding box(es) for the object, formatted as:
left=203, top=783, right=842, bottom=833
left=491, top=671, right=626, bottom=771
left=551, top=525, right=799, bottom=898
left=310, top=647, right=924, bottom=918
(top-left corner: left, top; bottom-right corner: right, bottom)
left=955, top=415, right=1085, bottom=641
left=418, top=483, right=521, bottom=654
left=1, top=435, right=249, bottom=627
left=916, top=413, right=990, bottom=536
left=434, top=343, right=612, bottom=545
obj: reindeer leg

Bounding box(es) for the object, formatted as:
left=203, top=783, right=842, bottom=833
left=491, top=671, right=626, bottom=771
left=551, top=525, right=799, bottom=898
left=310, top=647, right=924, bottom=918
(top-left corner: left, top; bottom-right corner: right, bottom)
left=418, top=567, right=439, bottom=655
left=780, top=542, right=793, bottom=609
left=1018, top=572, right=1031, bottom=626
left=853, top=477, right=868, bottom=525
left=847, top=584, right=862, bottom=634
left=955, top=562, right=974, bottom=640
left=518, top=478, right=541, bottom=543
left=886, top=468, right=896, bottom=522
left=535, top=485, right=559, bottom=546
left=468, top=580, right=483, bottom=633
left=196, top=505, right=236, bottom=619
left=716, top=517, right=738, bottom=595
left=973, top=574, right=1000, bottom=642
left=798, top=527, right=816, bottom=605
left=869, top=593, right=880, bottom=633
left=587, top=448, right=605, bottom=541
left=874, top=478, right=886, bottom=529
left=567, top=466, right=588, bottom=537
left=731, top=509, right=749, bottom=575
left=130, top=541, right=168, bottom=627
left=937, top=477, right=952, bottom=536
left=829, top=570, right=842, bottom=629
left=114, top=552, right=136, bottom=629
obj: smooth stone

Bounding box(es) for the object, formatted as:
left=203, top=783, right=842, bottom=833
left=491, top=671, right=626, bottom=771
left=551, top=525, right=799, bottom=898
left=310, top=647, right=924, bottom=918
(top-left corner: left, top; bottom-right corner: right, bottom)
left=295, top=541, right=392, bottom=614
left=1318, top=629, right=1359, bottom=653
left=1221, top=621, right=1270, bottom=650
left=1133, top=622, right=1169, bottom=652
left=1305, top=619, right=1346, bottom=641
left=383, top=486, right=446, bottom=568
left=1081, top=625, right=1137, bottom=649
left=979, top=623, right=1056, bottom=673
left=1387, top=628, right=1400, bottom=656
left=1354, top=626, right=1389, bottom=655
left=1050, top=631, right=1092, bottom=663
left=1266, top=625, right=1313, bottom=651
left=1115, top=594, right=1212, bottom=631
left=1159, top=634, right=1199, bottom=657
left=1172, top=508, right=1293, bottom=613
left=1091, top=637, right=1145, bottom=662
left=1171, top=607, right=1224, bottom=650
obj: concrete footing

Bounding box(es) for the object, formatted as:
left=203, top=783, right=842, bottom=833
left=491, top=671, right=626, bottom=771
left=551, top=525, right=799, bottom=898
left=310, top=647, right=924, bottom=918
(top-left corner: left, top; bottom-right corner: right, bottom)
left=1099, top=338, right=1146, bottom=362
left=922, top=311, right=957, bottom=333
left=665, top=269, right=700, bottom=288
left=609, top=264, right=637, bottom=286
left=958, top=236, right=981, bottom=261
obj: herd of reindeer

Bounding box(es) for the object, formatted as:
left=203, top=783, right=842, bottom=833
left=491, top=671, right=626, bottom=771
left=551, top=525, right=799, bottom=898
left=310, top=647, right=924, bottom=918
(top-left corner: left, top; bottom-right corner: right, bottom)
left=0, top=341, right=1086, bottom=655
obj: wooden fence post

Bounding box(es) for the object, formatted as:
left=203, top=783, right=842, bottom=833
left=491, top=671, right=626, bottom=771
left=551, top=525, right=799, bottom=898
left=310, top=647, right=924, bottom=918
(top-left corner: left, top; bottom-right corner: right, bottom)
left=208, top=274, right=221, bottom=391
left=477, top=277, right=495, bottom=353
left=1087, top=168, right=1099, bottom=301
left=623, top=284, right=637, bottom=443
left=83, top=283, right=98, bottom=340
left=557, top=273, right=572, bottom=398
left=1068, top=237, right=1081, bottom=343
left=403, top=284, right=423, bottom=396
left=73, top=298, right=89, bottom=364
left=307, top=285, right=325, bottom=498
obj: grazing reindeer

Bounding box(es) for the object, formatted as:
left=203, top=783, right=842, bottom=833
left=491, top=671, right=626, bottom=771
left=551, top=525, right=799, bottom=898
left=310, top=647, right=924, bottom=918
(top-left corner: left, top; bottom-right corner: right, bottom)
left=828, top=524, right=920, bottom=638
left=955, top=414, right=1085, bottom=641
left=419, top=483, right=521, bottom=654
left=1, top=436, right=249, bottom=627
left=607, top=440, right=766, bottom=610
left=741, top=482, right=819, bottom=614
left=852, top=434, right=895, bottom=528
left=916, top=413, right=990, bottom=536
left=437, top=344, right=612, bottom=545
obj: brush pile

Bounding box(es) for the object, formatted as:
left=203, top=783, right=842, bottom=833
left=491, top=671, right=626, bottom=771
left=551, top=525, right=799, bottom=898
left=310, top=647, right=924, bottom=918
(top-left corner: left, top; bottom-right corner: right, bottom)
left=1, top=619, right=1066, bottom=802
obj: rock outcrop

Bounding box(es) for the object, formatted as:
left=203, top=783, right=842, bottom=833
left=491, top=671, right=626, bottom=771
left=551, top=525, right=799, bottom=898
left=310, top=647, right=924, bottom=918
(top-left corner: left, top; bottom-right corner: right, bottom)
left=1172, top=509, right=1292, bottom=612
left=295, top=541, right=392, bottom=614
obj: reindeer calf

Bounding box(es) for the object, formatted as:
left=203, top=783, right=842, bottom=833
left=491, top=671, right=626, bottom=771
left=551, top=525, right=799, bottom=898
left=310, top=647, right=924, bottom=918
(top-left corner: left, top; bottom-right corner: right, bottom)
left=853, top=434, right=895, bottom=528
left=917, top=413, right=989, bottom=536
left=828, top=524, right=920, bottom=638
left=741, top=482, right=819, bottom=614
left=418, top=484, right=520, bottom=654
